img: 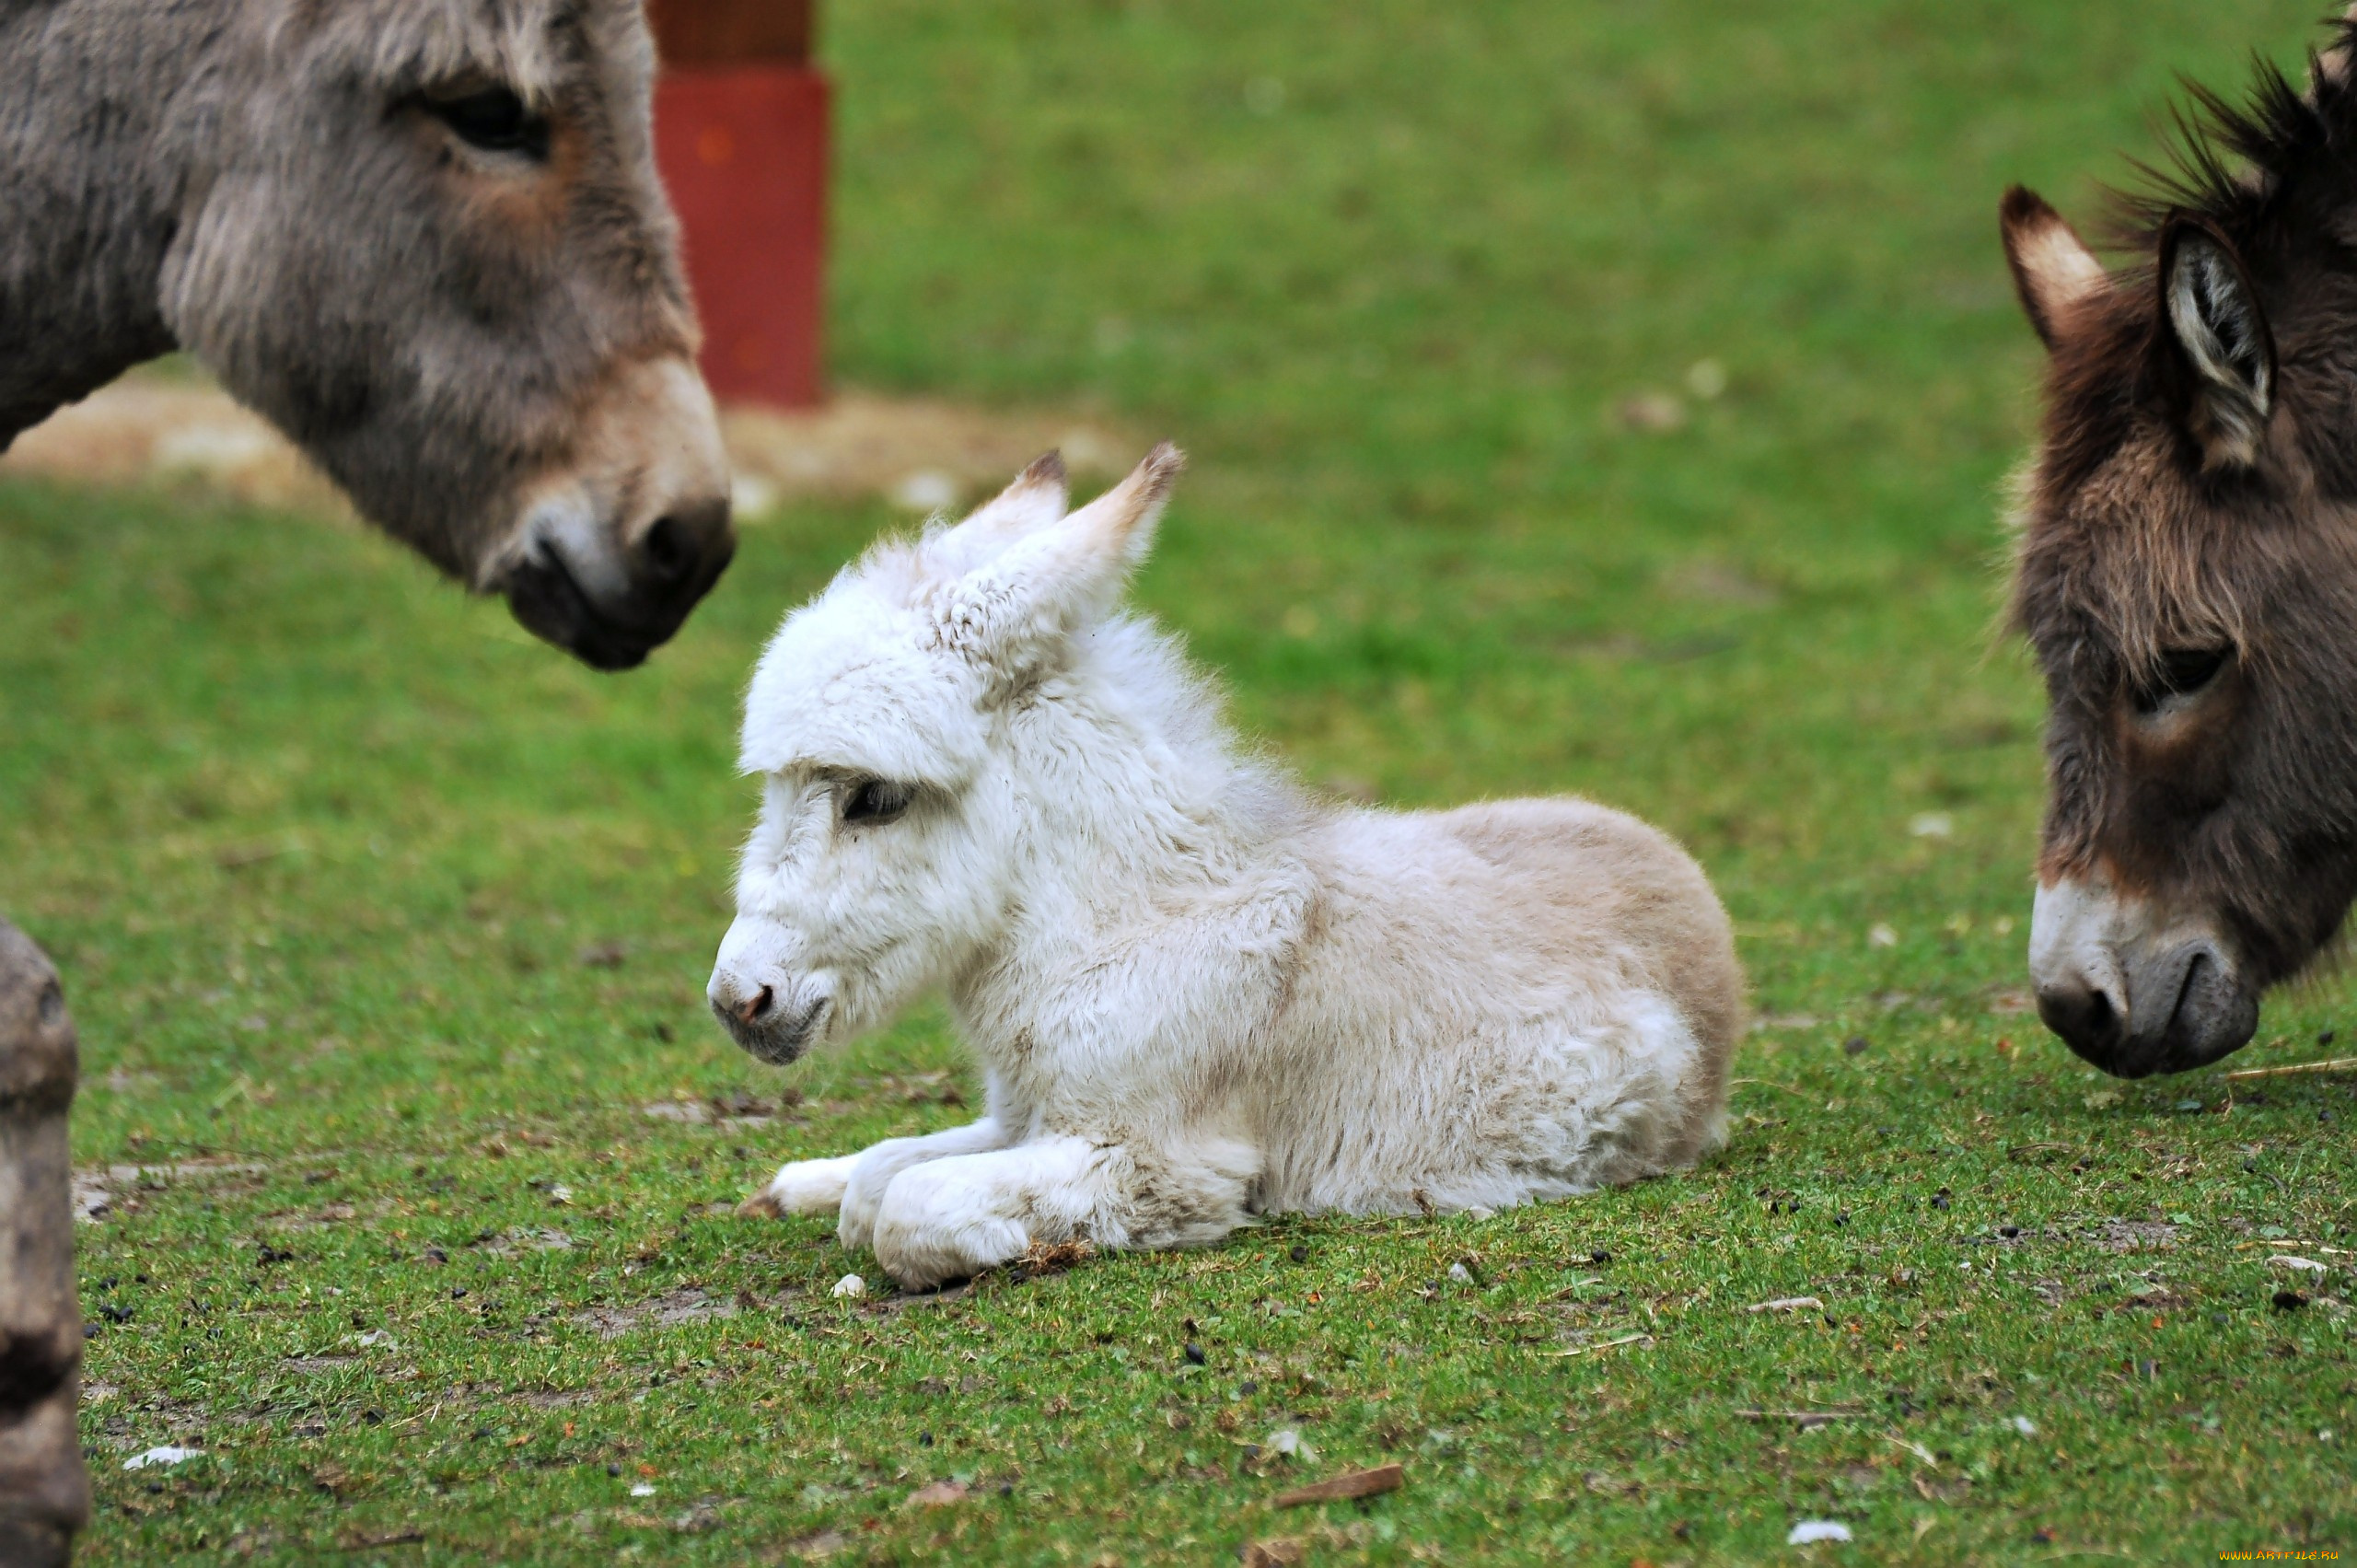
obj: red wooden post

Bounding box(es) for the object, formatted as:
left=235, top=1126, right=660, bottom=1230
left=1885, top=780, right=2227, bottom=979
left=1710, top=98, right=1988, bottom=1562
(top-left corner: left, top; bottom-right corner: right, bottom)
left=646, top=0, right=829, bottom=408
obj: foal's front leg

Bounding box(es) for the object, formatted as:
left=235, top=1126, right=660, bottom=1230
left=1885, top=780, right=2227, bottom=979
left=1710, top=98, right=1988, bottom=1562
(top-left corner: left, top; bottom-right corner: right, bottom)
left=868, top=1134, right=1256, bottom=1289
left=739, top=1116, right=1013, bottom=1249
left=834, top=1117, right=1014, bottom=1250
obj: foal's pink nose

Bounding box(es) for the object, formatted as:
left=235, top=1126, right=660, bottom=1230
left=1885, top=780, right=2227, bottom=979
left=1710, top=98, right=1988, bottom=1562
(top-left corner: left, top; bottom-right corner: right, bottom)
left=706, top=970, right=775, bottom=1029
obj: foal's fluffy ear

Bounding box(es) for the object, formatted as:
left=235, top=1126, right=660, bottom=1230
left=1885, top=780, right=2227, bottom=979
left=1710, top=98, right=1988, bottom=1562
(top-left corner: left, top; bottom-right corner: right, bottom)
left=924, top=451, right=1072, bottom=580
left=2159, top=215, right=2275, bottom=470
left=962, top=450, right=1070, bottom=540
left=932, top=444, right=1185, bottom=668
left=1054, top=441, right=1184, bottom=580
left=2001, top=186, right=2108, bottom=350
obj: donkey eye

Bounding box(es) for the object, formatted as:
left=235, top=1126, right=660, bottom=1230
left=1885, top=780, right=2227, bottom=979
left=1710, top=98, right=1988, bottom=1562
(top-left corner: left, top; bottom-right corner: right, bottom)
left=425, top=87, right=550, bottom=159
left=2135, top=647, right=2230, bottom=714
left=841, top=779, right=913, bottom=826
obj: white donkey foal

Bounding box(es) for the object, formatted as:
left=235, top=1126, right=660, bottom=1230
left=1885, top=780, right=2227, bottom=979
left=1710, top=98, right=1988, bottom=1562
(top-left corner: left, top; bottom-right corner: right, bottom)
left=708, top=447, right=1744, bottom=1288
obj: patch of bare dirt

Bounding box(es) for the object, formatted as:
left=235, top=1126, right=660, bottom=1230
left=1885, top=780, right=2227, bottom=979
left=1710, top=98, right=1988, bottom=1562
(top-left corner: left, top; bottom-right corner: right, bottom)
left=258, top=1202, right=358, bottom=1233
left=73, top=1158, right=273, bottom=1224
left=470, top=1226, right=575, bottom=1258
left=1982, top=985, right=2036, bottom=1016
left=1663, top=558, right=1778, bottom=608
left=4, top=379, right=341, bottom=512
left=722, top=394, right=1134, bottom=512
left=784, top=1527, right=851, bottom=1560
left=2, top=370, right=1137, bottom=520
left=2087, top=1218, right=2179, bottom=1254
left=513, top=1388, right=596, bottom=1411
left=640, top=1088, right=795, bottom=1131
left=569, top=1286, right=737, bottom=1340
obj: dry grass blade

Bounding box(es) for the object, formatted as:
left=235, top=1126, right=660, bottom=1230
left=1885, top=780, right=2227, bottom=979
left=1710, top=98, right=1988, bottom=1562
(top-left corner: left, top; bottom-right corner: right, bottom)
left=904, top=1481, right=967, bottom=1508
left=1272, top=1463, right=1406, bottom=1508
left=1541, top=1332, right=1654, bottom=1358
left=1883, top=1432, right=1938, bottom=1465
left=2223, top=1056, right=2357, bottom=1082
left=1014, top=1238, right=1095, bottom=1275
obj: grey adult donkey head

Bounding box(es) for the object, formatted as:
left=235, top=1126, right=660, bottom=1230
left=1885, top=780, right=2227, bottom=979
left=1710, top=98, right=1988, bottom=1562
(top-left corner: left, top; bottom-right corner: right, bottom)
left=0, top=0, right=737, bottom=668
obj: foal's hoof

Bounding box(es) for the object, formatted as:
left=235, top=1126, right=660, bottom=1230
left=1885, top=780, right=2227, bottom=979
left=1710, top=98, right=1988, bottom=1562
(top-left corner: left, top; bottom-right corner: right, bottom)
left=736, top=1190, right=786, bottom=1219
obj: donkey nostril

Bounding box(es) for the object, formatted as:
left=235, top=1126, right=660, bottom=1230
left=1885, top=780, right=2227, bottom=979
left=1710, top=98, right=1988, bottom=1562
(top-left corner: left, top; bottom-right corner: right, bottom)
left=643, top=515, right=692, bottom=583
left=2037, top=978, right=2125, bottom=1057
left=734, top=985, right=774, bottom=1027
left=638, top=499, right=732, bottom=593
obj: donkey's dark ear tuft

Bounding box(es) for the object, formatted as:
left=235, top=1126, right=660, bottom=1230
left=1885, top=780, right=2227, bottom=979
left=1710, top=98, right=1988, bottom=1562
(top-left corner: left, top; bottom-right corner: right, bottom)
left=2322, top=4, right=2357, bottom=92
left=2160, top=215, right=2276, bottom=470
left=2001, top=186, right=2107, bottom=350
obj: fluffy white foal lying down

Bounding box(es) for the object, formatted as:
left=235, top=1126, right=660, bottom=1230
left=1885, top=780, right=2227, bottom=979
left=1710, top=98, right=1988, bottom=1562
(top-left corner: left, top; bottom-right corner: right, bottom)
left=707, top=446, right=1744, bottom=1288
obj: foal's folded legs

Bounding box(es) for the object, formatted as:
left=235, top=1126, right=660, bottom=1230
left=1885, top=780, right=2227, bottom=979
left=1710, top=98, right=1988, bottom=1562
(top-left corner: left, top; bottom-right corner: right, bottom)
left=869, top=1135, right=1254, bottom=1290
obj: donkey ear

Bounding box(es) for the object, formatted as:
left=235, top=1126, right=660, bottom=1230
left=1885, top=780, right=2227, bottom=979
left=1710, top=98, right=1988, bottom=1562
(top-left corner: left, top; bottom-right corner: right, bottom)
left=923, top=450, right=1072, bottom=581
left=934, top=444, right=1185, bottom=670
left=1046, top=440, right=1185, bottom=584
left=962, top=450, right=1070, bottom=540
left=2159, top=215, right=2276, bottom=470
left=2001, top=186, right=2108, bottom=350
left=2320, top=5, right=2357, bottom=90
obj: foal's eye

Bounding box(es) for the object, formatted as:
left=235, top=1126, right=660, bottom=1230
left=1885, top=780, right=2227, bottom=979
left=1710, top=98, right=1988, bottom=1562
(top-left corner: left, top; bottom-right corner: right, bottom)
left=425, top=87, right=551, bottom=159
left=2134, top=646, right=2231, bottom=714
left=841, top=779, right=913, bottom=827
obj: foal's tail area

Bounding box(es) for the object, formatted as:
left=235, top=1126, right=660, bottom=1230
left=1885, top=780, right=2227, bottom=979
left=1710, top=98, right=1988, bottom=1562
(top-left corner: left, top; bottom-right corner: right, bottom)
left=1438, top=796, right=1747, bottom=1166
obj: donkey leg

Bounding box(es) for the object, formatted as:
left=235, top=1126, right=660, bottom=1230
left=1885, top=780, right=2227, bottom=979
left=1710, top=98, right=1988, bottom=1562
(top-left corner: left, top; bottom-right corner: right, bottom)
left=835, top=1118, right=1012, bottom=1251
left=868, top=1134, right=1256, bottom=1290
left=739, top=1117, right=1013, bottom=1237
left=737, top=1154, right=860, bottom=1220
left=0, top=923, right=89, bottom=1568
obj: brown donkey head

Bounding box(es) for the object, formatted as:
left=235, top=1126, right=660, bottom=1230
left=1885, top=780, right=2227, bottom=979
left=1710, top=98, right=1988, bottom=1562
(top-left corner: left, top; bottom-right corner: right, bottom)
left=161, top=0, right=733, bottom=668
left=2006, top=24, right=2357, bottom=1076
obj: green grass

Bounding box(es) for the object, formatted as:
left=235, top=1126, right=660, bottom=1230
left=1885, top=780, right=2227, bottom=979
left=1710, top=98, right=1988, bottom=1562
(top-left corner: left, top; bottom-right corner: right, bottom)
left=6, top=0, right=2354, bottom=1561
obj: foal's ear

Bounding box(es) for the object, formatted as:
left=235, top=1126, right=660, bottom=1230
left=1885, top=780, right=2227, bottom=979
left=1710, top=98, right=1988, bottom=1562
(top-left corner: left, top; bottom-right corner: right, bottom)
left=2158, top=215, right=2276, bottom=470
left=935, top=444, right=1185, bottom=669
left=2001, top=186, right=2108, bottom=350
left=1051, top=441, right=1185, bottom=584
left=961, top=450, right=1070, bottom=541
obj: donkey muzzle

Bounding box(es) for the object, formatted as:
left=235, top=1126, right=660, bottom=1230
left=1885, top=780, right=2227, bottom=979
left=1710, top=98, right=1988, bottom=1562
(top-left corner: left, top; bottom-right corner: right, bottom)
left=505, top=494, right=735, bottom=670
left=706, top=965, right=832, bottom=1066
left=2028, top=876, right=2258, bottom=1077
left=498, top=354, right=736, bottom=670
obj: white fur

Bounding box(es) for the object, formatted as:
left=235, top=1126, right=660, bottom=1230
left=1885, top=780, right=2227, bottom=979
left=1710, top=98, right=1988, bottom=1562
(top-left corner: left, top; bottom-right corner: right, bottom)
left=709, top=448, right=1743, bottom=1288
